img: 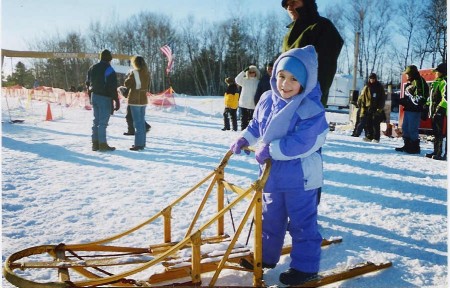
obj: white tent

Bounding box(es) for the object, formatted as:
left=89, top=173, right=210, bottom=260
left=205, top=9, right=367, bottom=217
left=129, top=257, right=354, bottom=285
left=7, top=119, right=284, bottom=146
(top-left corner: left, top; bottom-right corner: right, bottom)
left=327, top=74, right=364, bottom=108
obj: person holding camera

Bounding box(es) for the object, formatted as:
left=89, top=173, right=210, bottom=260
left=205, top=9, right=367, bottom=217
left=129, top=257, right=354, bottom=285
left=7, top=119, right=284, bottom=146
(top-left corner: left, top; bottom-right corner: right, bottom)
left=235, top=65, right=260, bottom=130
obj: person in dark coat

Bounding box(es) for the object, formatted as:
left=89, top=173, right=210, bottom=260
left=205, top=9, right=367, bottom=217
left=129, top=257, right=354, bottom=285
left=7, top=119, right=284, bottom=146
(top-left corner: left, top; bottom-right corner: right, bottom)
left=281, top=0, right=343, bottom=107
left=425, top=63, right=447, bottom=160
left=395, top=65, right=429, bottom=154
left=353, top=73, right=386, bottom=142
left=254, top=62, right=274, bottom=105
left=86, top=49, right=120, bottom=151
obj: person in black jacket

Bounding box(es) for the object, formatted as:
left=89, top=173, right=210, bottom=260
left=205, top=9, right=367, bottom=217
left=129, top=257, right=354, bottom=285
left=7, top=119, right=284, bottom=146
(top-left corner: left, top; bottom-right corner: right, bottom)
left=86, top=49, right=120, bottom=151
left=254, top=62, right=274, bottom=105
left=281, top=0, right=343, bottom=107
left=395, top=65, right=429, bottom=154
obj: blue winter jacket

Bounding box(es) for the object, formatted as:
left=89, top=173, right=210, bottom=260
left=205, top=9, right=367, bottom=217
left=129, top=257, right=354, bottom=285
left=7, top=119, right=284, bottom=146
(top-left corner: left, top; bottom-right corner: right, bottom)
left=241, top=46, right=328, bottom=193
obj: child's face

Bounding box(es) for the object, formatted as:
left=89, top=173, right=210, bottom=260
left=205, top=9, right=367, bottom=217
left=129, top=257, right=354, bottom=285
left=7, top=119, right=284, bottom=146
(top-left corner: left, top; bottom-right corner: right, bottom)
left=276, top=70, right=302, bottom=99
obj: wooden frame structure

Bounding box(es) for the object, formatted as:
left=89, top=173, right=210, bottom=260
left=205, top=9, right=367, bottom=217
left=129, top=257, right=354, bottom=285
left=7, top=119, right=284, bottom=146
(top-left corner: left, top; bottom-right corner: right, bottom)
left=3, top=149, right=270, bottom=287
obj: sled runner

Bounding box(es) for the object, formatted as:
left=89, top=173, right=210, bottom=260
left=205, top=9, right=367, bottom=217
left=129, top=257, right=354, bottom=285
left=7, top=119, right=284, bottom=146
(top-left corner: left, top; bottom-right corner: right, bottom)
left=3, top=149, right=391, bottom=287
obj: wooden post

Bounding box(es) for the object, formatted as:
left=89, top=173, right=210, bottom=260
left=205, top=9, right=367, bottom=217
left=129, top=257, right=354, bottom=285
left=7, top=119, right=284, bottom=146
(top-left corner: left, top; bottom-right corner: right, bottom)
left=217, top=167, right=225, bottom=236
left=253, top=186, right=263, bottom=286
left=191, top=231, right=202, bottom=285
left=162, top=207, right=172, bottom=243
left=55, top=245, right=70, bottom=282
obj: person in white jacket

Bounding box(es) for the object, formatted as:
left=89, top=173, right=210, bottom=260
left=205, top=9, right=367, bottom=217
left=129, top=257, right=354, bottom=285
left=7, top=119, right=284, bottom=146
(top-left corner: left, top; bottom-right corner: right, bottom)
left=235, top=65, right=261, bottom=130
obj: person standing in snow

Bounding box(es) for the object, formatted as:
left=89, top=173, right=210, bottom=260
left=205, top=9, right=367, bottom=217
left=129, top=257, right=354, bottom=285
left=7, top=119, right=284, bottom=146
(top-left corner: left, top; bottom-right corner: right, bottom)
left=254, top=62, right=274, bottom=105
left=424, top=63, right=447, bottom=160
left=124, top=55, right=151, bottom=151
left=222, top=77, right=239, bottom=131
left=230, top=46, right=328, bottom=286
left=281, top=0, right=343, bottom=107
left=121, top=80, right=151, bottom=136
left=86, top=49, right=120, bottom=151
left=395, top=65, right=429, bottom=154
left=352, top=73, right=386, bottom=143
left=235, top=65, right=260, bottom=130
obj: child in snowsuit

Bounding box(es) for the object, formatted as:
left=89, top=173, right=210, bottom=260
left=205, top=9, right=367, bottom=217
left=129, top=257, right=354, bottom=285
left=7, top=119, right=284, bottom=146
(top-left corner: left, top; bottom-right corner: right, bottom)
left=222, top=77, right=239, bottom=131
left=230, top=45, right=328, bottom=286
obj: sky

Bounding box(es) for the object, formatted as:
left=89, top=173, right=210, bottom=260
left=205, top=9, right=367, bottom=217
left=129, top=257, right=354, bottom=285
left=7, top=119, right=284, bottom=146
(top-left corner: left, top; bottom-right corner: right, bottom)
left=1, top=92, right=447, bottom=287
left=1, top=0, right=332, bottom=52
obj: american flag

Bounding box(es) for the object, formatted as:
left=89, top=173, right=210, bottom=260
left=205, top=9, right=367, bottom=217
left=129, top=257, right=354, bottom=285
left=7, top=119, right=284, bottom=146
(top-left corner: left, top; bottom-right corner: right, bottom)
left=160, top=44, right=174, bottom=74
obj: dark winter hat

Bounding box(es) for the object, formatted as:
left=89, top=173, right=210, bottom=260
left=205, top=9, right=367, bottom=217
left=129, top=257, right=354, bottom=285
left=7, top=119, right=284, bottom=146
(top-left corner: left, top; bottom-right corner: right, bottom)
left=282, top=0, right=317, bottom=9
left=403, top=65, right=418, bottom=75
left=369, top=73, right=377, bottom=79
left=100, top=49, right=112, bottom=62
left=276, top=56, right=308, bottom=87
left=433, top=63, right=447, bottom=75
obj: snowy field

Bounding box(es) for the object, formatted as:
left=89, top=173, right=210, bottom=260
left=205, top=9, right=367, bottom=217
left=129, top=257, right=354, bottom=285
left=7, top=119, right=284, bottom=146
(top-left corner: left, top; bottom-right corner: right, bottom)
left=1, top=95, right=448, bottom=287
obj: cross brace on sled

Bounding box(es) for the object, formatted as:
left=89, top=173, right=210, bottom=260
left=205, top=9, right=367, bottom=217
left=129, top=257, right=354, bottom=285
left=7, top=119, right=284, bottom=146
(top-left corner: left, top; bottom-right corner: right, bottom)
left=3, top=149, right=391, bottom=287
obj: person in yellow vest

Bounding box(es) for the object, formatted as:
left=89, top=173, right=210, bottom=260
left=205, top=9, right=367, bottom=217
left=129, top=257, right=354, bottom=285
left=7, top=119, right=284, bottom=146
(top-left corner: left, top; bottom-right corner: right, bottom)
left=222, top=77, right=239, bottom=131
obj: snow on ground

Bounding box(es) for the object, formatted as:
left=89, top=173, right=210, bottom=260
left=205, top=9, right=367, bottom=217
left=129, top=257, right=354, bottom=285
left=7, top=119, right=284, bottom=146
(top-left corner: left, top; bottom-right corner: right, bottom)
left=1, top=95, right=448, bottom=287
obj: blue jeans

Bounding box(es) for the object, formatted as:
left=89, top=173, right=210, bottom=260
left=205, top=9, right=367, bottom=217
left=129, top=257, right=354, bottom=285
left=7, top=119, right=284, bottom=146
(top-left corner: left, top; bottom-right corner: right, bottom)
left=91, top=93, right=112, bottom=143
left=262, top=189, right=322, bottom=273
left=402, top=111, right=421, bottom=140
left=130, top=105, right=146, bottom=147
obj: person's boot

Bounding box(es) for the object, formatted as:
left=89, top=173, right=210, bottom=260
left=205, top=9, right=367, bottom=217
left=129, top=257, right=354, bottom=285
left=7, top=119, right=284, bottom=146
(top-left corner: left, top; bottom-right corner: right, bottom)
left=123, top=129, right=135, bottom=136
left=382, top=123, right=393, bottom=137
left=92, top=140, right=99, bottom=151
left=425, top=139, right=438, bottom=158
left=395, top=138, right=409, bottom=152
left=406, top=139, right=420, bottom=154
left=279, top=268, right=318, bottom=286
left=432, top=138, right=444, bottom=160
left=98, top=143, right=116, bottom=151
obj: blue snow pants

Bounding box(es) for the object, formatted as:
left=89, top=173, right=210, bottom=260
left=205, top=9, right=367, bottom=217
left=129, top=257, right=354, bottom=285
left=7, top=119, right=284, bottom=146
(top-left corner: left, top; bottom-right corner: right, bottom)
left=262, top=189, right=322, bottom=273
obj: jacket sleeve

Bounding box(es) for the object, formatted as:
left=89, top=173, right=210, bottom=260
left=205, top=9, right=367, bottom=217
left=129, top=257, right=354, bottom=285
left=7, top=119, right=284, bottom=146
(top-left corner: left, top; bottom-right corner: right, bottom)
left=270, top=112, right=328, bottom=160
left=105, top=67, right=118, bottom=100
left=315, top=20, right=344, bottom=99
left=235, top=71, right=245, bottom=87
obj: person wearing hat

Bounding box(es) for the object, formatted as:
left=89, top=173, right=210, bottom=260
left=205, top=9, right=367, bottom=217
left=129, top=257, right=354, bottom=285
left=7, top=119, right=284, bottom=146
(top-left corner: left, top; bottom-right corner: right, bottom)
left=281, top=0, right=343, bottom=108
left=425, top=63, right=447, bottom=160
left=86, top=49, right=120, bottom=151
left=235, top=65, right=261, bottom=130
left=254, top=62, right=274, bottom=105
left=351, top=73, right=386, bottom=142
left=395, top=65, right=429, bottom=154
left=222, top=77, right=239, bottom=131
left=230, top=46, right=328, bottom=286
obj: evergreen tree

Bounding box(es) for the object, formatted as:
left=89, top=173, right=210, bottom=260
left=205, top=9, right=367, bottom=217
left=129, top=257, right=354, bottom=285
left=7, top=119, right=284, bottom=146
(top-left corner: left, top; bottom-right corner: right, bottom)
left=2, top=62, right=35, bottom=88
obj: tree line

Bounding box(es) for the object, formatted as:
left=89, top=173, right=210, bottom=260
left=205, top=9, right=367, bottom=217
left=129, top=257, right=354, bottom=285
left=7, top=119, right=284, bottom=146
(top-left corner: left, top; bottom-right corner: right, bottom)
left=2, top=0, right=446, bottom=95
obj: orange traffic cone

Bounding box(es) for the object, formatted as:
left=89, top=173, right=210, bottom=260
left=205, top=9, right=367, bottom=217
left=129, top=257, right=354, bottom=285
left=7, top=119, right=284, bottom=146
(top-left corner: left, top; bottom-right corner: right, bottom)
left=46, top=103, right=53, bottom=121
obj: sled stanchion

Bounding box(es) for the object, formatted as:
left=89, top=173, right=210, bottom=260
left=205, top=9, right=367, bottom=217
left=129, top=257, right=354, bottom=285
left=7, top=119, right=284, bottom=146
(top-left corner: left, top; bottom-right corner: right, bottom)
left=253, top=157, right=270, bottom=287
left=217, top=162, right=225, bottom=236
left=162, top=206, right=172, bottom=243
left=55, top=244, right=70, bottom=283
left=191, top=231, right=202, bottom=285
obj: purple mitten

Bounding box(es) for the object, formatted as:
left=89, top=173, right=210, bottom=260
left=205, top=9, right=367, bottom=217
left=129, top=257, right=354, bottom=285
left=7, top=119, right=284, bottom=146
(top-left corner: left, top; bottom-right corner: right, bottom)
left=255, top=145, right=270, bottom=164
left=230, top=138, right=249, bottom=154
